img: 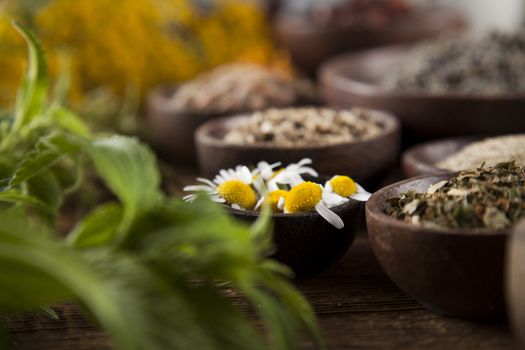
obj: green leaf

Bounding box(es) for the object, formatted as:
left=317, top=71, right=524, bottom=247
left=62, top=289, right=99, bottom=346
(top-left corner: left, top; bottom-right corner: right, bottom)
left=0, top=189, right=51, bottom=213
left=9, top=133, right=82, bottom=188
left=67, top=203, right=124, bottom=248
left=40, top=305, right=59, bottom=320
left=53, top=107, right=90, bottom=138
left=86, top=136, right=163, bottom=243
left=12, top=21, right=49, bottom=132
left=26, top=169, right=62, bottom=212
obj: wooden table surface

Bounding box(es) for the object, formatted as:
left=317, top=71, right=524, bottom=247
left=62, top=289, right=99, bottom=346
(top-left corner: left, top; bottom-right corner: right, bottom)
left=5, top=165, right=520, bottom=350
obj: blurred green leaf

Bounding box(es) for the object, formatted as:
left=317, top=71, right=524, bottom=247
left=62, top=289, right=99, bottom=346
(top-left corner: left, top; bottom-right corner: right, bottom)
left=9, top=133, right=82, bottom=188
left=53, top=107, right=90, bottom=138
left=67, top=203, right=124, bottom=248
left=12, top=21, right=49, bottom=133
left=86, top=136, right=163, bottom=243
left=0, top=189, right=51, bottom=213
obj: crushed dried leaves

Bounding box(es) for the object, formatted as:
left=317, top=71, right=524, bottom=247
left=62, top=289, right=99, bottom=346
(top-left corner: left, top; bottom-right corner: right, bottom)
left=386, top=162, right=525, bottom=230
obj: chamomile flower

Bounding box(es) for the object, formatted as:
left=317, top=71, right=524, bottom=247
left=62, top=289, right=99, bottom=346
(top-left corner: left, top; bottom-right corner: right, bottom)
left=324, top=175, right=371, bottom=201
left=183, top=166, right=257, bottom=210
left=271, top=158, right=318, bottom=187
left=279, top=181, right=345, bottom=229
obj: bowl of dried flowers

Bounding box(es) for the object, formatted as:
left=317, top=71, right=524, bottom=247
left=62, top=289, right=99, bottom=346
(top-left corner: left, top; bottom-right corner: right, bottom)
left=401, top=134, right=525, bottom=178
left=320, top=32, right=525, bottom=141
left=195, top=106, right=400, bottom=185
left=146, top=63, right=314, bottom=163
left=184, top=159, right=370, bottom=276
left=366, top=162, right=524, bottom=320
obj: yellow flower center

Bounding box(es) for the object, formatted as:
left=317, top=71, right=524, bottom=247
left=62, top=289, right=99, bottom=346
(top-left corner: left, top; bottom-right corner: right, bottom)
left=284, top=182, right=322, bottom=213
left=267, top=190, right=288, bottom=212
left=329, top=176, right=357, bottom=197
left=216, top=180, right=256, bottom=210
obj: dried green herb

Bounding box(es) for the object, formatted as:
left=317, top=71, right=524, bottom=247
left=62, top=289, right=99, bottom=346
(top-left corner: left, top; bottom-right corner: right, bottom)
left=386, top=162, right=525, bottom=230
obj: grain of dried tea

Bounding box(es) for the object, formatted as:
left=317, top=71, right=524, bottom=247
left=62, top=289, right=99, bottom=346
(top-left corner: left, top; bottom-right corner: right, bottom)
left=386, top=162, right=525, bottom=230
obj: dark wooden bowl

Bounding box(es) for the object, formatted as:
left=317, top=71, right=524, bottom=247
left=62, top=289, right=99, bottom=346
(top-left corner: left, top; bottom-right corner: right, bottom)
left=146, top=85, right=230, bottom=163
left=230, top=181, right=362, bottom=276
left=401, top=136, right=483, bottom=178
left=365, top=174, right=508, bottom=320
left=319, top=47, right=525, bottom=141
left=195, top=109, right=401, bottom=185
left=273, top=8, right=463, bottom=76
left=507, top=220, right=525, bottom=347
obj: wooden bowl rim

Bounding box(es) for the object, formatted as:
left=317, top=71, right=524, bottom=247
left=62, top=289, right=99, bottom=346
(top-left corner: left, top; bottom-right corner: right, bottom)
left=274, top=6, right=464, bottom=36
left=147, top=84, right=253, bottom=117
left=320, top=46, right=525, bottom=101
left=195, top=107, right=400, bottom=151
left=402, top=135, right=492, bottom=175
left=228, top=197, right=361, bottom=219
left=366, top=173, right=510, bottom=236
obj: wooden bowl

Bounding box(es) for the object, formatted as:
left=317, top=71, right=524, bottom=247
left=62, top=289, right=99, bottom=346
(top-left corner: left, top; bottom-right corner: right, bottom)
left=230, top=177, right=362, bottom=276
left=273, top=8, right=463, bottom=76
left=146, top=85, right=229, bottom=163
left=365, top=174, right=508, bottom=320
left=401, top=136, right=483, bottom=178
left=319, top=47, right=525, bottom=141
left=195, top=109, right=401, bottom=184
left=507, top=220, right=525, bottom=347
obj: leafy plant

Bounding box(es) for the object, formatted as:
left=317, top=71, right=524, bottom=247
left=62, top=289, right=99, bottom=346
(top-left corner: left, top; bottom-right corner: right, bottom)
left=0, top=22, right=324, bottom=350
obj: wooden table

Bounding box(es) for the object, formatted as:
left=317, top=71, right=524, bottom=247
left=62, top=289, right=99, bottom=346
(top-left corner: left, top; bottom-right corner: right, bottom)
left=5, top=165, right=519, bottom=349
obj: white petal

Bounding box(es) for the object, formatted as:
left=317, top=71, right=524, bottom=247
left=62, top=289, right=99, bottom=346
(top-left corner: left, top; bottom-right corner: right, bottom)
left=356, top=183, right=371, bottom=195
left=315, top=203, right=344, bottom=229
left=213, top=174, right=225, bottom=185
left=289, top=176, right=305, bottom=187
left=183, top=185, right=212, bottom=192
left=322, top=191, right=348, bottom=207
left=255, top=196, right=265, bottom=211
left=267, top=179, right=279, bottom=192
left=324, top=181, right=333, bottom=192
left=231, top=203, right=243, bottom=210
left=182, top=194, right=196, bottom=202
left=297, top=158, right=313, bottom=167
left=277, top=197, right=285, bottom=210
left=219, top=169, right=230, bottom=180
left=209, top=195, right=226, bottom=203
left=197, top=177, right=216, bottom=188
left=253, top=176, right=266, bottom=195
left=238, top=166, right=253, bottom=184
left=298, top=166, right=318, bottom=177
left=350, top=192, right=371, bottom=201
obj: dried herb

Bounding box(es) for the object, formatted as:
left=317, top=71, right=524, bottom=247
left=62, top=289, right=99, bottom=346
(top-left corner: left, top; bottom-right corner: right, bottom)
left=386, top=162, right=525, bottom=230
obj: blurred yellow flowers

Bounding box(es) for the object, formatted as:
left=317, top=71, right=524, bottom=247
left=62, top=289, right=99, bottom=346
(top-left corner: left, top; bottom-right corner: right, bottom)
left=0, top=0, right=286, bottom=107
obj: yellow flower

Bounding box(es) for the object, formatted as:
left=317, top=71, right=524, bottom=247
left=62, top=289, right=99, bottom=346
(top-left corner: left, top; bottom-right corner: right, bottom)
left=216, top=180, right=256, bottom=210
left=284, top=182, right=322, bottom=213
left=329, top=176, right=357, bottom=197
left=0, top=0, right=291, bottom=109
left=267, top=190, right=288, bottom=212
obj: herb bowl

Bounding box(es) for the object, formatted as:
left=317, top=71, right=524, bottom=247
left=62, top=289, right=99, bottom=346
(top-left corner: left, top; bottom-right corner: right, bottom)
left=195, top=109, right=400, bottom=184
left=230, top=198, right=362, bottom=277
left=401, top=136, right=483, bottom=178
left=365, top=173, right=508, bottom=320
left=273, top=7, right=463, bottom=76
left=319, top=46, right=525, bottom=141
left=145, top=84, right=231, bottom=163
left=507, top=220, right=525, bottom=346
